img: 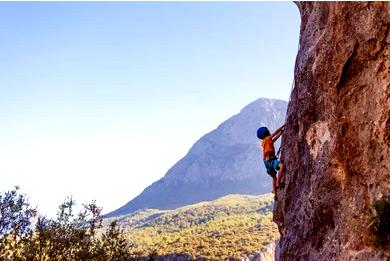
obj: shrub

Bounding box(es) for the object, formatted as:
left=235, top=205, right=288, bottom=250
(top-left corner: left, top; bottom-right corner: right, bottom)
left=0, top=187, right=132, bottom=261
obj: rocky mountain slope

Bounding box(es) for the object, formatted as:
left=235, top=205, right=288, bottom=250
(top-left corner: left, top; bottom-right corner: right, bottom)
left=107, top=98, right=287, bottom=217
left=275, top=2, right=390, bottom=260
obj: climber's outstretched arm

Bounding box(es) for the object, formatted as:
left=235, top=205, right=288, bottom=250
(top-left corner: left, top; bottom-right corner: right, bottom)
left=271, top=124, right=285, bottom=142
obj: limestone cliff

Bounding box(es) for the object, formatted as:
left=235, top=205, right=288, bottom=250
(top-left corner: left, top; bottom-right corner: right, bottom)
left=274, top=2, right=390, bottom=260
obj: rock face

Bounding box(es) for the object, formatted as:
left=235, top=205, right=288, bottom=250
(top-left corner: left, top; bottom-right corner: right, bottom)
left=107, top=98, right=286, bottom=217
left=275, top=2, right=390, bottom=261
left=242, top=242, right=276, bottom=261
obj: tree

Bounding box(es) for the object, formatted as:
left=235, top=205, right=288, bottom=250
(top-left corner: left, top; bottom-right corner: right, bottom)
left=0, top=187, right=133, bottom=261
left=0, top=186, right=36, bottom=260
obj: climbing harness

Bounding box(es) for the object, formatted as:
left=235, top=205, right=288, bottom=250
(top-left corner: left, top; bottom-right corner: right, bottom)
left=265, top=127, right=285, bottom=177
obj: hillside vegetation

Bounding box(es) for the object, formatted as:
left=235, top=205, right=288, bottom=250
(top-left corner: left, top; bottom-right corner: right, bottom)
left=106, top=194, right=278, bottom=260
left=1, top=187, right=277, bottom=261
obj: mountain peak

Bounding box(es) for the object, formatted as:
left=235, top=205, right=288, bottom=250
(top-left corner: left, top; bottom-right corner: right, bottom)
left=107, top=97, right=287, bottom=217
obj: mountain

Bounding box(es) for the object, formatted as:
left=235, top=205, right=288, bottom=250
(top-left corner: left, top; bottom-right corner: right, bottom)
left=104, top=194, right=278, bottom=260
left=107, top=98, right=287, bottom=217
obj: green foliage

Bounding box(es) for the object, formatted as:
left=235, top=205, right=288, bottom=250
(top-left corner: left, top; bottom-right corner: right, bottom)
left=370, top=199, right=390, bottom=247
left=0, top=186, right=37, bottom=260
left=107, top=194, right=278, bottom=260
left=0, top=187, right=133, bottom=261
left=100, top=221, right=130, bottom=260
left=1, top=188, right=278, bottom=260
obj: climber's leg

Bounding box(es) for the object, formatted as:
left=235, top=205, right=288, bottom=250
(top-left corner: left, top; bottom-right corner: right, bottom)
left=272, top=177, right=277, bottom=194
left=276, top=162, right=285, bottom=188
left=272, top=177, right=278, bottom=200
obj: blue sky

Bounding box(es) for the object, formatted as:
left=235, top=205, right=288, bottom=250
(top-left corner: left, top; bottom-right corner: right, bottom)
left=0, top=2, right=300, bottom=216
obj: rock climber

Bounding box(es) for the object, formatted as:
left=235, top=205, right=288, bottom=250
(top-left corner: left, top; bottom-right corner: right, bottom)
left=257, top=124, right=286, bottom=200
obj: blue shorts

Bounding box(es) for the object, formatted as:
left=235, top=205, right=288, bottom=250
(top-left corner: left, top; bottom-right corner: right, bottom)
left=263, top=158, right=281, bottom=178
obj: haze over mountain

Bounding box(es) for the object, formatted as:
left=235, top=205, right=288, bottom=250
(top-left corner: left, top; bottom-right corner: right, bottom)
left=107, top=98, right=287, bottom=217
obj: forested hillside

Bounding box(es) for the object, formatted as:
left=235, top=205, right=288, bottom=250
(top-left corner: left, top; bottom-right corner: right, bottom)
left=105, top=194, right=278, bottom=260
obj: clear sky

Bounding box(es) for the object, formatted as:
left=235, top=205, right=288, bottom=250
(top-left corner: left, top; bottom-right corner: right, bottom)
left=0, top=2, right=300, bottom=216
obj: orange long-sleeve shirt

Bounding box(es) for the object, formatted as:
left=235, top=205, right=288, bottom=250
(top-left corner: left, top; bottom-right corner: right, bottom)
left=262, top=136, right=275, bottom=160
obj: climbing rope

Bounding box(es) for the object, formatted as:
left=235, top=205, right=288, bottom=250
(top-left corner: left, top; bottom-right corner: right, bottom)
left=276, top=146, right=282, bottom=159
left=276, top=126, right=285, bottom=159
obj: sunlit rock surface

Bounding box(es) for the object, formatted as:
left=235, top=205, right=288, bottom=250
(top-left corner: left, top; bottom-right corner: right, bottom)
left=275, top=2, right=390, bottom=260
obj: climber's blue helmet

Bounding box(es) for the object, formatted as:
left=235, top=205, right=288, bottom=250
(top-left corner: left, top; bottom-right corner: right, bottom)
left=257, top=127, right=270, bottom=140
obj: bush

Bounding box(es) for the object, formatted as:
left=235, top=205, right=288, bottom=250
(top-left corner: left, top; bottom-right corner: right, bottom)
left=0, top=187, right=132, bottom=261
left=0, top=186, right=37, bottom=260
